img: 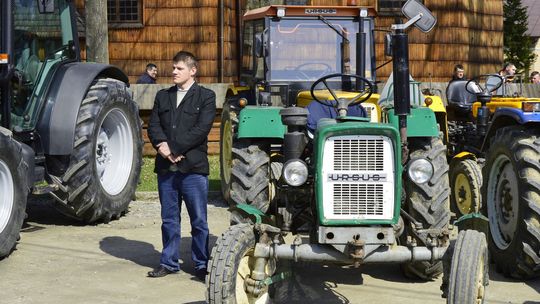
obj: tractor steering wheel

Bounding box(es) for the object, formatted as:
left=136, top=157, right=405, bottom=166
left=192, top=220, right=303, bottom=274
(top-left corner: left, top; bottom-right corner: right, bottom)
left=310, top=73, right=373, bottom=108
left=465, top=74, right=504, bottom=95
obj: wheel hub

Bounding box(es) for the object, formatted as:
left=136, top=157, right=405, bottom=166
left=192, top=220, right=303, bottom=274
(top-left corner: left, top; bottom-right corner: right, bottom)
left=487, top=154, right=519, bottom=250
left=455, top=173, right=473, bottom=215
left=94, top=108, right=134, bottom=196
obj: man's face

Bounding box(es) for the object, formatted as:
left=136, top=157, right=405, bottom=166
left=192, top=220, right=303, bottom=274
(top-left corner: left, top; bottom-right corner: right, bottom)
left=455, top=69, right=464, bottom=79
left=532, top=74, right=540, bottom=84
left=172, top=61, right=196, bottom=87
left=506, top=65, right=516, bottom=75
left=147, top=67, right=158, bottom=79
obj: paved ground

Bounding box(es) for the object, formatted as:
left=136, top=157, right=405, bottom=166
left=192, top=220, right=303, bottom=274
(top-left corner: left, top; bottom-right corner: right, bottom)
left=0, top=194, right=539, bottom=304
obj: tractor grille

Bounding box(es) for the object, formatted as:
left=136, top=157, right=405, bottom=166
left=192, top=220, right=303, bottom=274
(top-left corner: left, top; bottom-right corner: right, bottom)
left=333, top=138, right=384, bottom=171
left=322, top=135, right=395, bottom=221
left=333, top=184, right=384, bottom=215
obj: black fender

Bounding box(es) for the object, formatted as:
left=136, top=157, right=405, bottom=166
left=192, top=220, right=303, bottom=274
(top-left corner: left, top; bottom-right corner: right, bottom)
left=37, top=62, right=129, bottom=155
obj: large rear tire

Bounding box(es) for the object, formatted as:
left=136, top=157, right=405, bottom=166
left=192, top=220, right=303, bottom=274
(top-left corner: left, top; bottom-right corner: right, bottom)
left=230, top=141, right=271, bottom=213
left=220, top=100, right=239, bottom=204
left=482, top=126, right=540, bottom=279
left=51, top=78, right=143, bottom=223
left=0, top=129, right=28, bottom=258
left=207, top=224, right=275, bottom=304
left=449, top=158, right=482, bottom=218
left=401, top=137, right=451, bottom=280
left=446, top=230, right=488, bottom=304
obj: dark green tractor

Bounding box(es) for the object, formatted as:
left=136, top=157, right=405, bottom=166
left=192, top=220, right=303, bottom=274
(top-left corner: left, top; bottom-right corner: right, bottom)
left=0, top=0, right=142, bottom=258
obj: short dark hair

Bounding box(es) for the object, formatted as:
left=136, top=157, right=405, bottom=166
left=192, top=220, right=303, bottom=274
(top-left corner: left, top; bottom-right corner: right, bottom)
left=146, top=63, right=157, bottom=71
left=531, top=71, right=540, bottom=79
left=173, top=51, right=199, bottom=71
left=454, top=64, right=464, bottom=72
left=503, top=62, right=515, bottom=69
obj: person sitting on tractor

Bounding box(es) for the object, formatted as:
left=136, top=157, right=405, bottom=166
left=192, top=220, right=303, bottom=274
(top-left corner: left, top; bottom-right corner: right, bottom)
left=306, top=100, right=367, bottom=136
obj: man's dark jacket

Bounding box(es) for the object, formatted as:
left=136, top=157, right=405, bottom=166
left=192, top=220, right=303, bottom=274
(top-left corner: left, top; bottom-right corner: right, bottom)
left=136, top=73, right=156, bottom=84
left=148, top=83, right=216, bottom=175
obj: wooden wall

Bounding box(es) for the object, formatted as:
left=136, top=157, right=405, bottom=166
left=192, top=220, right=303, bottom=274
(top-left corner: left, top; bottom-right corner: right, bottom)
left=312, top=0, right=504, bottom=82
left=76, top=0, right=503, bottom=83
left=77, top=0, right=240, bottom=84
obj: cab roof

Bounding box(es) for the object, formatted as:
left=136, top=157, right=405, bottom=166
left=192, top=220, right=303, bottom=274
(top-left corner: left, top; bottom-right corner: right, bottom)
left=243, top=5, right=377, bottom=21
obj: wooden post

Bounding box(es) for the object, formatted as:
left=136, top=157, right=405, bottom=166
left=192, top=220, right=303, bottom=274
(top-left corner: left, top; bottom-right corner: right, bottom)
left=85, top=0, right=109, bottom=64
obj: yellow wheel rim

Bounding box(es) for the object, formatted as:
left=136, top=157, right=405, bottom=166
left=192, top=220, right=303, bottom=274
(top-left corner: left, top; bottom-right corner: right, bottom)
left=235, top=248, right=272, bottom=304
left=454, top=172, right=473, bottom=215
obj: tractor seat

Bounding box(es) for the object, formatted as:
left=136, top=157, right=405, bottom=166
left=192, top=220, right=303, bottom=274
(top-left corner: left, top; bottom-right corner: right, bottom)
left=306, top=100, right=367, bottom=134
left=446, top=80, right=476, bottom=119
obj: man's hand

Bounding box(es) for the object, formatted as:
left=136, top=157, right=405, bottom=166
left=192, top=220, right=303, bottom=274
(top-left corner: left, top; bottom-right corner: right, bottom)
left=157, top=142, right=184, bottom=163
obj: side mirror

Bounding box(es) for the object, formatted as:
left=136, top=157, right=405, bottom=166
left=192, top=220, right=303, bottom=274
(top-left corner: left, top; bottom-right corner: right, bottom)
left=37, top=0, right=55, bottom=13
left=402, top=0, right=436, bottom=33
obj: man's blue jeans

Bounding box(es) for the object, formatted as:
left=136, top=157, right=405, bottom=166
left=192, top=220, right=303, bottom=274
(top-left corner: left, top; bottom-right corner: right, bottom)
left=157, top=172, right=209, bottom=272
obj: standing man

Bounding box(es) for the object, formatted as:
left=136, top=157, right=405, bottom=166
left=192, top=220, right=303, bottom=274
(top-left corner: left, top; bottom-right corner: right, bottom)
left=137, top=63, right=158, bottom=84
left=147, top=51, right=216, bottom=281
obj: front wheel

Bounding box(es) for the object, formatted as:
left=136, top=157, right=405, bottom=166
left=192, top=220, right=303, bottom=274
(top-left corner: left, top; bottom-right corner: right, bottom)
left=482, top=126, right=540, bottom=279
left=207, top=224, right=275, bottom=304
left=401, top=137, right=451, bottom=280
left=445, top=230, right=488, bottom=304
left=51, top=78, right=143, bottom=223
left=449, top=158, right=482, bottom=218
left=0, top=130, right=28, bottom=258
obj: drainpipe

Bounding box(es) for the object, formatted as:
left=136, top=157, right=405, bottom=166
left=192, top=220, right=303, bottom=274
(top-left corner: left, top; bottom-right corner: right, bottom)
left=218, top=0, right=224, bottom=83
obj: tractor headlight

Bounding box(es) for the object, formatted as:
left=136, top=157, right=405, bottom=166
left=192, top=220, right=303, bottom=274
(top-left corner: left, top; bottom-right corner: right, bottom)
left=408, top=158, right=433, bottom=184
left=283, top=160, right=308, bottom=186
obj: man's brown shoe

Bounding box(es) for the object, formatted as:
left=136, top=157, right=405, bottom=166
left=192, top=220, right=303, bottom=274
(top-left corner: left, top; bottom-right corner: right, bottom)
left=147, top=265, right=177, bottom=278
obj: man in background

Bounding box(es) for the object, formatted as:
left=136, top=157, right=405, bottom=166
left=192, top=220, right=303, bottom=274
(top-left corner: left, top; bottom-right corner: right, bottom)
left=137, top=63, right=158, bottom=84
left=531, top=71, right=540, bottom=84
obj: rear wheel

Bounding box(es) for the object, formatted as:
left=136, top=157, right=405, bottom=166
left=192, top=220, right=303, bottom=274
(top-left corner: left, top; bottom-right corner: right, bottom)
left=483, top=126, right=540, bottom=279
left=230, top=141, right=271, bottom=213
left=450, top=158, right=482, bottom=217
left=402, top=137, right=451, bottom=280
left=207, top=224, right=275, bottom=304
left=51, top=78, right=143, bottom=223
left=220, top=100, right=239, bottom=204
left=0, top=130, right=28, bottom=258
left=446, top=230, right=488, bottom=304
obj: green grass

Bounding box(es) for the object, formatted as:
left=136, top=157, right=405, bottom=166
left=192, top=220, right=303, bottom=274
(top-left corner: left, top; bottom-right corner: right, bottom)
left=137, top=155, right=220, bottom=192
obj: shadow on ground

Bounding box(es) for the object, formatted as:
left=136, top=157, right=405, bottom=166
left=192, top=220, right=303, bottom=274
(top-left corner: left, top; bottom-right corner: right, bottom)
left=99, top=235, right=219, bottom=276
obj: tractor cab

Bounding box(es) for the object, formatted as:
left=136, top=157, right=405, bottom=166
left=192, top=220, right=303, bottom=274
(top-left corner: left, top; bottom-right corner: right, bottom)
left=238, top=6, right=377, bottom=108
left=1, top=0, right=79, bottom=133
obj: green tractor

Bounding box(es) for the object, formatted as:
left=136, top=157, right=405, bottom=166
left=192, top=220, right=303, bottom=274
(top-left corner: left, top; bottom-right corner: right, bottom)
left=0, top=0, right=142, bottom=258
left=211, top=1, right=487, bottom=303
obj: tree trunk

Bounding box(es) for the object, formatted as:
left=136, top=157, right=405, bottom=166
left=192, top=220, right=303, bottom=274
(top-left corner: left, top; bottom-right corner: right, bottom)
left=85, top=0, right=109, bottom=64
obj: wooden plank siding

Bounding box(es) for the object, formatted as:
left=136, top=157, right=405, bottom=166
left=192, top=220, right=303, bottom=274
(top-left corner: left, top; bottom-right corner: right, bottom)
left=74, top=0, right=503, bottom=84
left=310, top=0, right=504, bottom=82
left=76, top=0, right=240, bottom=84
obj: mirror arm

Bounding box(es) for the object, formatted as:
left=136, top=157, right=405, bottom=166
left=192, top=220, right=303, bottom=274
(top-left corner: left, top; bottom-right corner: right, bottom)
left=391, top=13, right=422, bottom=31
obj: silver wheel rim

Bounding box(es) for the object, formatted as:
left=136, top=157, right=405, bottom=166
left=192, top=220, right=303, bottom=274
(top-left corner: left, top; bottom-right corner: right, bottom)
left=487, top=154, right=519, bottom=250
left=0, top=159, right=15, bottom=234
left=95, top=108, right=134, bottom=196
